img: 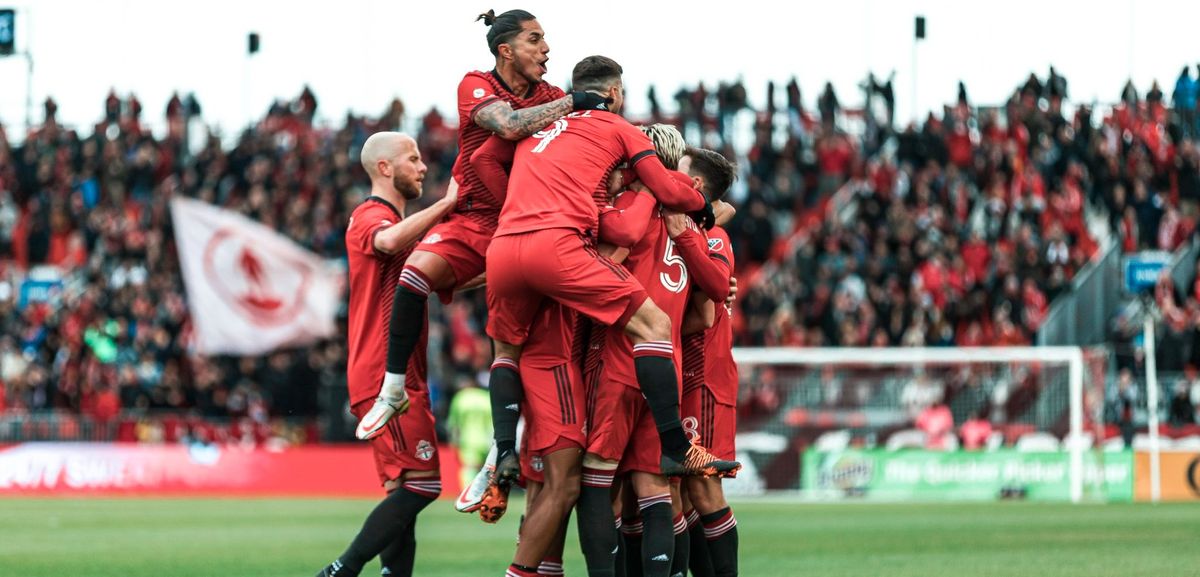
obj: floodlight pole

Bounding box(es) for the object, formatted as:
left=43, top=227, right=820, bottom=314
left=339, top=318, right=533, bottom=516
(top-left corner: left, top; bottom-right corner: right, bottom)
left=1142, top=297, right=1161, bottom=503
left=24, top=50, right=32, bottom=132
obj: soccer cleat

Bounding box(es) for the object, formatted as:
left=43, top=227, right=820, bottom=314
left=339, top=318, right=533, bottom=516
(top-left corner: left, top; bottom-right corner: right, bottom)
left=478, top=482, right=510, bottom=524
left=478, top=449, right=520, bottom=523
left=660, top=443, right=741, bottom=477
left=355, top=374, right=409, bottom=440
left=455, top=445, right=498, bottom=513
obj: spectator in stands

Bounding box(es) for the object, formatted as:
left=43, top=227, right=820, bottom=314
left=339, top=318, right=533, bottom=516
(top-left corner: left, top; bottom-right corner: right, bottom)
left=1175, top=66, right=1197, bottom=139
left=916, top=401, right=954, bottom=450
left=959, top=409, right=993, bottom=451
left=1168, top=381, right=1196, bottom=427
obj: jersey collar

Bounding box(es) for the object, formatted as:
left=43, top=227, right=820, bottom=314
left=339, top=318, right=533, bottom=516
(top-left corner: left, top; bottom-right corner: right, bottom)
left=364, top=196, right=401, bottom=219
left=490, top=68, right=537, bottom=99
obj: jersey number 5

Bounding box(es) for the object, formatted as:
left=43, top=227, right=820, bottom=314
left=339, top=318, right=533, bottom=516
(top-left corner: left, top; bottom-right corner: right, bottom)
left=660, top=239, right=688, bottom=293
left=531, top=119, right=568, bottom=153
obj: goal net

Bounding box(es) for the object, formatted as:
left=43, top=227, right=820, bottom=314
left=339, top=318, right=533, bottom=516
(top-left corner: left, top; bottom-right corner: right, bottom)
left=727, top=347, right=1126, bottom=503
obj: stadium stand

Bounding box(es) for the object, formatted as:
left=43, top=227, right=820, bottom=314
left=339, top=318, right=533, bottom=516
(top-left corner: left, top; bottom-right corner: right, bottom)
left=2, top=67, right=1200, bottom=447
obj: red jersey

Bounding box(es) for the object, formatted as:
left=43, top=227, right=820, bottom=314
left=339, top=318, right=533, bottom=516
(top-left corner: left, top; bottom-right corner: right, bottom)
left=453, top=71, right=565, bottom=225
left=601, top=210, right=693, bottom=390
left=496, top=110, right=705, bottom=239
left=701, top=227, right=738, bottom=405
left=345, top=197, right=428, bottom=406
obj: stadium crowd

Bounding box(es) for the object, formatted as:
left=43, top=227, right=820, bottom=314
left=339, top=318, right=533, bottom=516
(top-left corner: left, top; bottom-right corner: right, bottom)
left=1, top=66, right=1200, bottom=435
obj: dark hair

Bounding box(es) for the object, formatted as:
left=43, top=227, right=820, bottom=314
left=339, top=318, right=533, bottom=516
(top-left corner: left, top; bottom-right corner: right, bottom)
left=571, top=55, right=623, bottom=93
left=477, top=9, right=537, bottom=56
left=684, top=147, right=737, bottom=201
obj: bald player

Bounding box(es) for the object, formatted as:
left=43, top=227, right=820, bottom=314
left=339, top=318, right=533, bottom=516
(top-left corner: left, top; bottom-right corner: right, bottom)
left=316, top=133, right=458, bottom=577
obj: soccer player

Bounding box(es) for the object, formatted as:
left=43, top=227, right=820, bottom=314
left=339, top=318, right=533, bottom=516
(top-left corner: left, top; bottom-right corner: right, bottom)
left=316, top=132, right=457, bottom=577
left=360, top=8, right=613, bottom=488
left=469, top=135, right=667, bottom=575
left=487, top=57, right=739, bottom=576
left=674, top=151, right=741, bottom=577
left=588, top=144, right=738, bottom=577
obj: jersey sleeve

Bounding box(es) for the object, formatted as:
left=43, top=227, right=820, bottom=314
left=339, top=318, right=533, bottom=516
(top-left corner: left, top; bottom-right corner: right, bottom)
left=707, top=226, right=735, bottom=269
left=458, top=73, right=502, bottom=123
left=673, top=226, right=732, bottom=302
left=470, top=135, right=516, bottom=204
left=346, top=204, right=396, bottom=258
left=598, top=190, right=656, bottom=247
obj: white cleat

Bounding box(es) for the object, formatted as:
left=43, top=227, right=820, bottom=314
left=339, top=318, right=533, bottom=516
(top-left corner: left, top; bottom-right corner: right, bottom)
left=455, top=444, right=498, bottom=513
left=355, top=373, right=410, bottom=440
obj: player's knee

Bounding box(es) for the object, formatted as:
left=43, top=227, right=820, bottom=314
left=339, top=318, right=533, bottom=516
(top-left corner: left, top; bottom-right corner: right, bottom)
left=405, top=250, right=454, bottom=290
left=626, top=301, right=671, bottom=343
left=547, top=476, right=581, bottom=506
left=493, top=340, right=523, bottom=362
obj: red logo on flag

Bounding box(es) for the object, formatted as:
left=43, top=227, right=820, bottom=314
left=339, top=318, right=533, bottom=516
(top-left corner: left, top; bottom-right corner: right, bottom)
left=202, top=228, right=312, bottom=327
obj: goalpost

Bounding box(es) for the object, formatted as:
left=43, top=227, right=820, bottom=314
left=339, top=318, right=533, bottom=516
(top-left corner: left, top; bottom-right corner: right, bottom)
left=731, top=346, right=1101, bottom=503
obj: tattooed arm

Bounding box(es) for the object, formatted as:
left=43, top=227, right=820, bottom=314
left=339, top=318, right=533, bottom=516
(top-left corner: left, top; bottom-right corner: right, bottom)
left=473, top=96, right=573, bottom=140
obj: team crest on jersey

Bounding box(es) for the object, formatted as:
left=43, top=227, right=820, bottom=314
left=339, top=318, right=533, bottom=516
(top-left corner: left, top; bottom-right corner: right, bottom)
left=423, top=233, right=443, bottom=244
left=415, top=440, right=435, bottom=461
left=708, top=238, right=724, bottom=252
left=531, top=455, right=544, bottom=473
left=473, top=88, right=487, bottom=98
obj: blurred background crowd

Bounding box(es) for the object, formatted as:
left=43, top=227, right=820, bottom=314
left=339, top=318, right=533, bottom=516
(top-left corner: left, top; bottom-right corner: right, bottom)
left=2, top=65, right=1200, bottom=442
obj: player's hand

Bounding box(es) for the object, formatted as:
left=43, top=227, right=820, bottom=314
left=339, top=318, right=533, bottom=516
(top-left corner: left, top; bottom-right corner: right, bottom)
left=726, top=277, right=738, bottom=306
left=712, top=199, right=736, bottom=227
left=664, top=211, right=692, bottom=239
left=689, top=202, right=717, bottom=230
left=441, top=177, right=460, bottom=207
left=572, top=91, right=613, bottom=111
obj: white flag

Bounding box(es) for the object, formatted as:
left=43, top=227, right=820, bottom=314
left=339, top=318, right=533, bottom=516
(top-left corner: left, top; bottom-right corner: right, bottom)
left=170, top=197, right=343, bottom=356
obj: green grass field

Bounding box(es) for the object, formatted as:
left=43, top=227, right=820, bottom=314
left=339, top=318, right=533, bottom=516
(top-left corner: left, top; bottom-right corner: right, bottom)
left=1, top=498, right=1197, bottom=576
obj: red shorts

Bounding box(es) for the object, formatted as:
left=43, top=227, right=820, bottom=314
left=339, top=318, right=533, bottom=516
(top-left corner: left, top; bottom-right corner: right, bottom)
left=586, top=376, right=663, bottom=476
left=351, top=394, right=440, bottom=485
left=486, top=229, right=648, bottom=346
left=520, top=435, right=583, bottom=486
left=413, top=212, right=495, bottom=302
left=682, top=387, right=737, bottom=461
left=520, top=363, right=587, bottom=455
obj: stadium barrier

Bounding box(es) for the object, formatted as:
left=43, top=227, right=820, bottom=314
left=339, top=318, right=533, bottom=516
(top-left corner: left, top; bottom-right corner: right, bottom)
left=802, top=448, right=1134, bottom=502
left=1134, top=451, right=1200, bottom=502
left=0, top=443, right=464, bottom=497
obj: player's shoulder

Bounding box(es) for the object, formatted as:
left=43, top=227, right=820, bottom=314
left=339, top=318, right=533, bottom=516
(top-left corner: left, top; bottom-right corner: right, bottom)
left=461, top=70, right=494, bottom=84
left=706, top=225, right=732, bottom=249
left=350, top=197, right=401, bottom=225
left=459, top=70, right=502, bottom=94
left=707, top=225, right=731, bottom=243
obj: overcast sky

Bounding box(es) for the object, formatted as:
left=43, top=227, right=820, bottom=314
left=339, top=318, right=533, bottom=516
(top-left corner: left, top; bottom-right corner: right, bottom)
left=0, top=0, right=1198, bottom=139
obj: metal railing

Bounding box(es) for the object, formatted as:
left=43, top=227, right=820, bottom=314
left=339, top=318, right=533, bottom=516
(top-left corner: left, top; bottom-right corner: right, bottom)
left=1038, top=238, right=1121, bottom=346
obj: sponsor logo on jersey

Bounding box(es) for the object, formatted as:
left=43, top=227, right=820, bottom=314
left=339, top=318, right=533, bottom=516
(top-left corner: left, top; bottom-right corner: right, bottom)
left=473, top=88, right=487, bottom=98
left=707, top=238, right=724, bottom=253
